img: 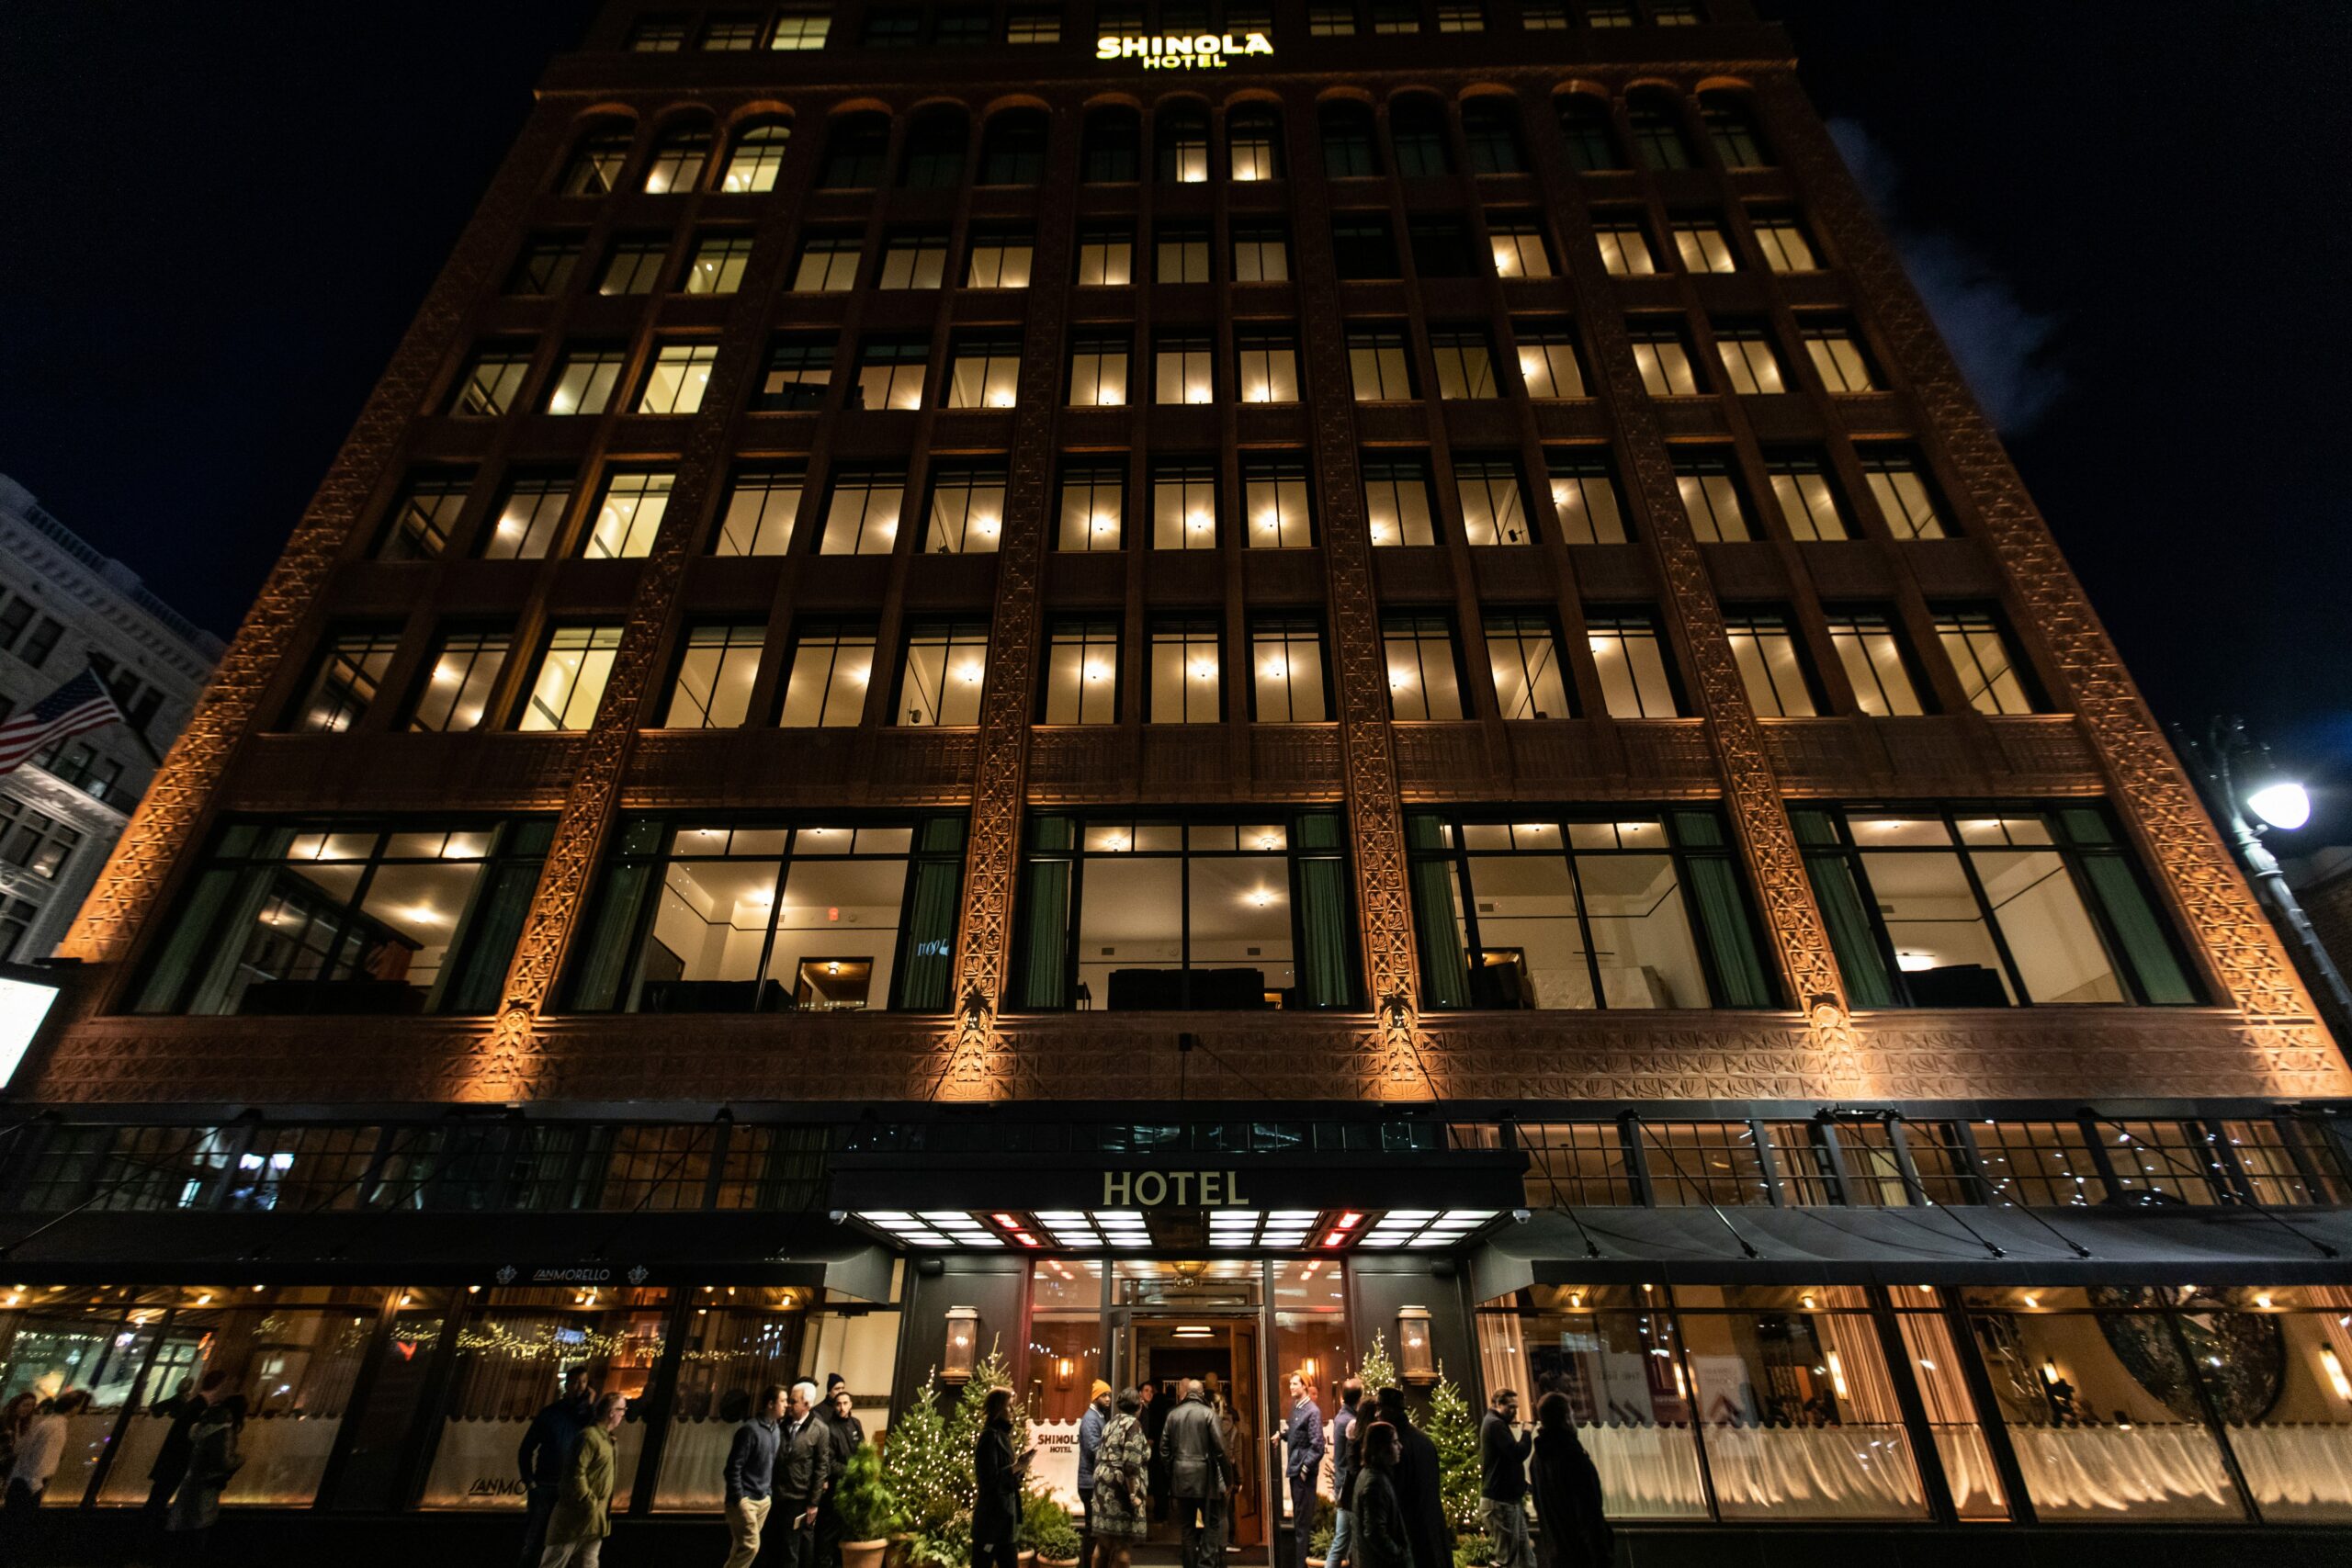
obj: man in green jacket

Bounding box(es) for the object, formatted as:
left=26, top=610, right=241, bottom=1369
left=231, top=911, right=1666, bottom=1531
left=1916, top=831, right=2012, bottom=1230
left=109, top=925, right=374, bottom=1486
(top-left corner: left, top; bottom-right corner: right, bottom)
left=540, top=1393, right=628, bottom=1567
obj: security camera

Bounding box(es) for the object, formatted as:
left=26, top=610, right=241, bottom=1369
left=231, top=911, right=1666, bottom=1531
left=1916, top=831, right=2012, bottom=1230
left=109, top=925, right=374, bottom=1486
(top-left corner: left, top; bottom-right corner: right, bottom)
left=829, top=1209, right=849, bottom=1224
left=1511, top=1208, right=1532, bottom=1224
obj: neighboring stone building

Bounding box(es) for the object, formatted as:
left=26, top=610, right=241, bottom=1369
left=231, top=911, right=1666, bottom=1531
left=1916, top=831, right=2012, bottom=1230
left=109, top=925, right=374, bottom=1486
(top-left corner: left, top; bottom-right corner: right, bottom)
left=0, top=474, right=220, bottom=962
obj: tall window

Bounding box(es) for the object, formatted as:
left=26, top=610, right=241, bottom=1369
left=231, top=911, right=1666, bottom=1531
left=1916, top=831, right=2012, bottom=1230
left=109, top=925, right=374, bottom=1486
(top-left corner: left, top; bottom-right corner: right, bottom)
left=779, top=622, right=874, bottom=727
left=966, top=229, right=1034, bottom=288
left=1384, top=615, right=1465, bottom=720
left=0, top=802, right=77, bottom=882
left=481, top=473, right=572, bottom=559
left=791, top=233, right=861, bottom=291
left=639, top=343, right=718, bottom=413
left=1157, top=105, right=1210, bottom=183
left=1935, top=610, right=2038, bottom=714
left=1802, top=323, right=1878, bottom=391
left=1149, top=619, right=1222, bottom=723
left=1058, top=466, right=1125, bottom=551
left=1628, top=323, right=1699, bottom=397
left=1700, top=92, right=1771, bottom=167
left=1674, top=453, right=1749, bottom=541
left=1724, top=613, right=1815, bottom=717
left=1330, top=216, right=1399, bottom=280
left=1155, top=224, right=1211, bottom=282
left=507, top=236, right=582, bottom=296
left=410, top=631, right=511, bottom=733
left=1486, top=612, right=1572, bottom=720
left=1155, top=333, right=1215, bottom=404
left=1456, top=458, right=1532, bottom=546
left=582, top=470, right=674, bottom=558
left=452, top=348, right=530, bottom=416
left=1823, top=611, right=1925, bottom=716
left=979, top=110, right=1048, bottom=185
left=1233, top=224, right=1290, bottom=282
left=946, top=334, right=1020, bottom=409
left=1320, top=102, right=1379, bottom=176
left=1440, top=1, right=1486, bottom=30
left=1671, top=220, right=1736, bottom=273
left=1792, top=807, right=2194, bottom=1008
left=1152, top=462, right=1218, bottom=549
left=1228, top=107, right=1282, bottom=180
left=1556, top=95, right=1623, bottom=171
left=662, top=624, right=764, bottom=728
left=818, top=115, right=889, bottom=187
left=559, top=121, right=632, bottom=197
left=897, top=619, right=990, bottom=726
left=642, top=123, right=712, bottom=193
left=1587, top=614, right=1678, bottom=716
left=1076, top=225, right=1135, bottom=286
left=684, top=233, right=753, bottom=294
left=1514, top=325, right=1584, bottom=399
left=598, top=233, right=668, bottom=294
left=1242, top=458, right=1312, bottom=547
left=631, top=18, right=685, bottom=51
left=924, top=465, right=1007, bottom=554
left=1364, top=457, right=1437, bottom=546
left=1408, top=810, right=1774, bottom=1010
left=1489, top=220, right=1553, bottom=278
left=1626, top=91, right=1693, bottom=169
left=566, top=817, right=967, bottom=1014
left=1082, top=107, right=1141, bottom=182
left=1713, top=324, right=1785, bottom=395
left=719, top=121, right=790, bottom=191
left=1251, top=618, right=1328, bottom=722
left=1750, top=211, right=1818, bottom=273
left=377, top=471, right=470, bottom=561
left=1765, top=452, right=1847, bottom=540
left=853, top=336, right=927, bottom=410
left=755, top=335, right=833, bottom=410
left=878, top=231, right=948, bottom=288
left=1858, top=447, right=1949, bottom=540
left=1237, top=329, right=1299, bottom=403
left=1430, top=328, right=1498, bottom=399
left=1068, top=332, right=1130, bottom=406
left=1043, top=620, right=1120, bottom=724
left=132, top=819, right=551, bottom=1017
left=1462, top=101, right=1522, bottom=172
left=518, top=625, right=623, bottom=730
left=290, top=630, right=401, bottom=733
left=820, top=468, right=903, bottom=555
left=1591, top=218, right=1656, bottom=276
left=1390, top=98, right=1452, bottom=176
left=1348, top=327, right=1415, bottom=400
left=1548, top=454, right=1628, bottom=544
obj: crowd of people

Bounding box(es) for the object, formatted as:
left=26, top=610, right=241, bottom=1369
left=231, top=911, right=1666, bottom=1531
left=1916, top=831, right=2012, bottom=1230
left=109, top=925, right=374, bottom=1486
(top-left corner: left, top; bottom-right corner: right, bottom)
left=3, top=1373, right=247, bottom=1562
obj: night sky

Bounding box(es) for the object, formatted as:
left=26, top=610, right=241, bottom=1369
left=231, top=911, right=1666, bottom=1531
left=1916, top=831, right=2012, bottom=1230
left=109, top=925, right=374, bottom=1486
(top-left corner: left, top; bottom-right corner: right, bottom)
left=2, top=2, right=2346, bottom=840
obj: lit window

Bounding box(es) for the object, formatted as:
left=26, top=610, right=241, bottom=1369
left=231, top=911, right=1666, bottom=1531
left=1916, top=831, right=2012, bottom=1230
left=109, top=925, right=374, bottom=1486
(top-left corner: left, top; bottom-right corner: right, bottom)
left=506, top=235, right=582, bottom=296
left=770, top=8, right=829, bottom=48
left=628, top=15, right=688, bottom=49
left=546, top=347, right=626, bottom=415
left=1548, top=454, right=1627, bottom=544
left=1431, top=329, right=1498, bottom=399
left=451, top=349, right=530, bottom=416
left=1251, top=617, right=1328, bottom=722
left=683, top=233, right=754, bottom=294
left=1384, top=615, right=1464, bottom=720
left=292, top=630, right=401, bottom=733
left=1523, top=1, right=1568, bottom=28
left=1585, top=3, right=1633, bottom=26
left=1627, top=323, right=1698, bottom=396
left=700, top=14, right=763, bottom=49
left=720, top=122, right=791, bottom=191
left=1363, top=457, right=1437, bottom=547
left=1152, top=463, right=1218, bottom=549
left=966, top=230, right=1035, bottom=288
left=755, top=335, right=833, bottom=411
left=1489, top=220, right=1553, bottom=279
left=1155, top=334, right=1215, bottom=405
left=853, top=336, right=928, bottom=411
left=1750, top=212, right=1818, bottom=273
left=378, top=470, right=471, bottom=561
left=1803, top=324, right=1878, bottom=391
left=1237, top=330, right=1299, bottom=403
left=639, top=343, right=718, bottom=413
left=1713, top=324, right=1786, bottom=395
left=1058, top=467, right=1125, bottom=551
left=791, top=234, right=861, bottom=292
left=1655, top=0, right=1702, bottom=22
left=1486, top=612, right=1572, bottom=720
left=714, top=469, right=803, bottom=556
left=1587, top=614, right=1678, bottom=716
left=1674, top=453, right=1748, bottom=541
left=518, top=625, right=623, bottom=730
left=582, top=470, right=675, bottom=558
left=598, top=234, right=668, bottom=295
left=1765, top=452, right=1847, bottom=540
left=946, top=335, right=1021, bottom=409
left=409, top=630, right=510, bottom=733
left=1858, top=447, right=1948, bottom=540
left=1155, top=224, right=1212, bottom=284
left=1672, top=220, right=1736, bottom=273
left=1348, top=327, right=1415, bottom=400
left=820, top=469, right=904, bottom=555
left=1309, top=3, right=1357, bottom=35
left=1592, top=220, right=1654, bottom=276
left=1043, top=619, right=1120, bottom=724
left=1076, top=227, right=1135, bottom=287
left=481, top=474, right=571, bottom=559
left=1823, top=612, right=1924, bottom=716
left=1007, top=7, right=1061, bottom=42
left=1158, top=107, right=1210, bottom=184
left=898, top=620, right=990, bottom=726
left=1149, top=619, right=1222, bottom=723
left=663, top=624, right=765, bottom=728
left=779, top=622, right=874, bottom=727
left=1242, top=458, right=1312, bottom=548
left=642, top=124, right=712, bottom=194
left=1934, top=610, right=2038, bottom=715
left=1439, top=1, right=1485, bottom=29
left=1228, top=108, right=1282, bottom=182
left=1233, top=224, right=1290, bottom=282
left=877, top=231, right=948, bottom=289
left=1723, top=613, right=1815, bottom=716
left=925, top=465, right=1008, bottom=554
left=1373, top=0, right=1420, bottom=32
left=1514, top=326, right=1585, bottom=399
left=1456, top=458, right=1532, bottom=546
left=1068, top=333, right=1130, bottom=407
left=559, top=123, right=633, bottom=197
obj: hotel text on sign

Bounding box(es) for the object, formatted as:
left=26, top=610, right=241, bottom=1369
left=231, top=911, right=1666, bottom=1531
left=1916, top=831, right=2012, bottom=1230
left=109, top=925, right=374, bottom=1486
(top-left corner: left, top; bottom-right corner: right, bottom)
left=1102, top=1168, right=1252, bottom=1206
left=1097, top=32, right=1274, bottom=69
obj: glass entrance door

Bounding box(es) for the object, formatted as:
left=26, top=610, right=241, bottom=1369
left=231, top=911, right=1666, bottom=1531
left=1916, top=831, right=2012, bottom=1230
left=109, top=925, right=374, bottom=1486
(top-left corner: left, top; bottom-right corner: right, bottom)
left=1108, top=1260, right=1273, bottom=1566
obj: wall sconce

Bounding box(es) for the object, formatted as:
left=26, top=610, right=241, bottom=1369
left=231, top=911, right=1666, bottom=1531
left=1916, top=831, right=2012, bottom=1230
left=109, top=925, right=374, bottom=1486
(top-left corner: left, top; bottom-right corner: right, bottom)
left=1396, top=1306, right=1436, bottom=1385
left=1298, top=1358, right=1317, bottom=1382
left=2322, top=1347, right=2352, bottom=1403
left=942, top=1305, right=980, bottom=1383
left=1056, top=1357, right=1075, bottom=1389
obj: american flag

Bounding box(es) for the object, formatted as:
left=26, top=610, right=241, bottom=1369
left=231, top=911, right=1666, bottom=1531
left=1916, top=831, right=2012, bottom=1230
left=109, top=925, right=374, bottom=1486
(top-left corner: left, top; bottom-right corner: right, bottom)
left=0, top=669, right=127, bottom=777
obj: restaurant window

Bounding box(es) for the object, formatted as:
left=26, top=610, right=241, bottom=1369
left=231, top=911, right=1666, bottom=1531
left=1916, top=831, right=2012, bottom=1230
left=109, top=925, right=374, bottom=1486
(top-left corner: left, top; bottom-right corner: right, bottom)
left=1486, top=611, right=1572, bottom=720
left=947, top=334, right=1021, bottom=409
left=778, top=621, right=875, bottom=728
left=1515, top=1123, right=1636, bottom=1204
left=1148, top=618, right=1222, bottom=724
left=878, top=230, right=948, bottom=288
left=1789, top=806, right=2198, bottom=1009
left=1592, top=218, right=1655, bottom=276
left=582, top=470, right=673, bottom=558
left=288, top=629, right=400, bottom=733
left=1514, top=324, right=1585, bottom=399
left=1858, top=446, right=1949, bottom=539
left=1456, top=457, right=1532, bottom=545
left=1157, top=104, right=1210, bottom=183
left=1760, top=1122, right=1838, bottom=1204
left=481, top=471, right=571, bottom=559
left=853, top=334, right=928, bottom=411
left=1765, top=451, right=1847, bottom=540
left=897, top=619, right=990, bottom=727
left=820, top=468, right=904, bottom=555
left=1548, top=453, right=1628, bottom=544
left=1152, top=462, right=1218, bottom=549
left=1242, top=457, right=1312, bottom=548
left=558, top=120, right=633, bottom=197
left=1430, top=327, right=1498, bottom=399
left=925, top=464, right=1008, bottom=554
left=407, top=629, right=512, bottom=733
left=1587, top=614, right=1678, bottom=717
left=1408, top=811, right=1773, bottom=1010
left=1043, top=619, right=1121, bottom=724
left=1673, top=452, right=1748, bottom=541
left=1233, top=223, right=1290, bottom=282
left=1069, top=332, right=1131, bottom=406
left=1489, top=218, right=1552, bottom=278
left=1058, top=465, right=1125, bottom=551
left=642, top=122, right=712, bottom=194
left=1821, top=611, right=1924, bottom=716
left=720, top=120, right=791, bottom=191
left=714, top=468, right=803, bottom=555
left=518, top=625, right=623, bottom=730
left=566, top=817, right=967, bottom=1012
left=451, top=346, right=530, bottom=416
left=1228, top=107, right=1282, bottom=180
left=966, top=228, right=1035, bottom=288
left=1382, top=615, right=1464, bottom=721
left=792, top=233, right=862, bottom=292
left=651, top=1287, right=814, bottom=1508
left=132, top=819, right=552, bottom=1017
left=1155, top=333, right=1215, bottom=404
left=1237, top=329, right=1300, bottom=403
left=1723, top=612, right=1815, bottom=717
left=662, top=624, right=764, bottom=728
left=1935, top=609, right=2040, bottom=715
left=1012, top=811, right=1358, bottom=1010
left=1082, top=107, right=1141, bottom=183
left=1251, top=617, right=1329, bottom=723
left=1363, top=457, right=1436, bottom=546
left=1555, top=94, right=1623, bottom=171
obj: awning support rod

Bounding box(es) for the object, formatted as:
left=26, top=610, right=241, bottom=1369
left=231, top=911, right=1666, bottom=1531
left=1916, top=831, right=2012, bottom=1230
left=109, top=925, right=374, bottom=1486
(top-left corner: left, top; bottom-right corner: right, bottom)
left=1624, top=1113, right=1760, bottom=1259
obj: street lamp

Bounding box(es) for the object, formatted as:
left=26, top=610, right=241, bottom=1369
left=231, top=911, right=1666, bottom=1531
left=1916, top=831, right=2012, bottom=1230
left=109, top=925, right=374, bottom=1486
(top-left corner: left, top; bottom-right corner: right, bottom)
left=2174, top=716, right=2352, bottom=1038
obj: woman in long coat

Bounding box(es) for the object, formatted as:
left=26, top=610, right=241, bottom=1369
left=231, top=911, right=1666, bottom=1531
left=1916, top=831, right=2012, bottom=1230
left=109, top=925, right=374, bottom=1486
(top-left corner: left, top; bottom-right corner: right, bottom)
left=1088, top=1389, right=1151, bottom=1568
left=1528, top=1394, right=1611, bottom=1568
left=165, top=1393, right=244, bottom=1543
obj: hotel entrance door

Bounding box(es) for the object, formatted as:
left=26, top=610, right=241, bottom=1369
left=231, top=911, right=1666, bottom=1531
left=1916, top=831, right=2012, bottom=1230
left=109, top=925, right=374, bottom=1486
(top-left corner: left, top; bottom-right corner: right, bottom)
left=1109, top=1262, right=1273, bottom=1567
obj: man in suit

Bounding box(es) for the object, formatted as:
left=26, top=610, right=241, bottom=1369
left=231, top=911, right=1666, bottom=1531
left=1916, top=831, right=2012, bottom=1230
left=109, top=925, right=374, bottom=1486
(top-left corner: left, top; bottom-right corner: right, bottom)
left=1158, top=1380, right=1230, bottom=1568
left=775, top=1381, right=836, bottom=1568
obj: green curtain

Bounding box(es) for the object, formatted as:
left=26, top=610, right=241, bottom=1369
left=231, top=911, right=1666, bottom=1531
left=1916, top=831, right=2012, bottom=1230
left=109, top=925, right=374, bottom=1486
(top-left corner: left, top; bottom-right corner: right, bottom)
left=1409, top=859, right=1472, bottom=1009
left=567, top=861, right=654, bottom=1012
left=919, top=814, right=968, bottom=854
left=1014, top=859, right=1073, bottom=1009
left=439, top=861, right=541, bottom=1015
left=895, top=859, right=962, bottom=1010
left=1685, top=857, right=1777, bottom=1007
left=133, top=867, right=241, bottom=1014
left=1803, top=854, right=1898, bottom=1008
left=1296, top=857, right=1354, bottom=1008
left=2079, top=855, right=2197, bottom=1004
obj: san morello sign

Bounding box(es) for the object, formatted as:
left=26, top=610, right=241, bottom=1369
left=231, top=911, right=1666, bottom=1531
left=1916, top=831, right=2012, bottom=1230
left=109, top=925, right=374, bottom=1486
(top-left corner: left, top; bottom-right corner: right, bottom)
left=1097, top=31, right=1275, bottom=69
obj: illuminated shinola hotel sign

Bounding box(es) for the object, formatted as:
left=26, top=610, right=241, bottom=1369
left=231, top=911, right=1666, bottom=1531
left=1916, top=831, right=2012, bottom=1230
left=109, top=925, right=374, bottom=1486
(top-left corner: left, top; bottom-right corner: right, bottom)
left=1097, top=30, right=1275, bottom=68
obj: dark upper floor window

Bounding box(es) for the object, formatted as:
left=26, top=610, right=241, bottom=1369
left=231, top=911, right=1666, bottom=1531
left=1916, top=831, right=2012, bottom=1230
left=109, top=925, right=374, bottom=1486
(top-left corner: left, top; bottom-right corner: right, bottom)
left=628, top=15, right=689, bottom=51
left=818, top=114, right=889, bottom=188
left=1320, top=102, right=1379, bottom=177
left=1626, top=91, right=1693, bottom=169
left=1083, top=107, right=1141, bottom=182
left=1389, top=98, right=1452, bottom=175
left=935, top=6, right=990, bottom=45
left=1461, top=101, right=1524, bottom=173
left=899, top=108, right=969, bottom=187
left=979, top=110, right=1048, bottom=185
left=861, top=6, right=922, bottom=46
left=1700, top=90, right=1771, bottom=167
left=1556, top=94, right=1623, bottom=171
left=558, top=120, right=633, bottom=197
left=506, top=234, right=583, bottom=295
left=376, top=468, right=472, bottom=561
left=1331, top=216, right=1399, bottom=279
left=1409, top=218, right=1476, bottom=277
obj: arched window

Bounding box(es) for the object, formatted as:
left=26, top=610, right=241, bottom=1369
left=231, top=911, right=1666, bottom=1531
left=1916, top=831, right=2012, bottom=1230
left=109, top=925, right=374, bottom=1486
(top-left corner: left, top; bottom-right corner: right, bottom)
left=1319, top=101, right=1379, bottom=177
left=899, top=107, right=969, bottom=188
left=1460, top=100, right=1523, bottom=175
left=642, top=118, right=714, bottom=194
left=1625, top=89, right=1693, bottom=170
left=719, top=119, right=791, bottom=193
left=1227, top=106, right=1283, bottom=181
left=1157, top=103, right=1211, bottom=184
left=1082, top=106, right=1141, bottom=182
left=1389, top=97, right=1452, bottom=176
left=1699, top=90, right=1772, bottom=168
left=819, top=113, right=891, bottom=189
left=979, top=109, right=1049, bottom=185
left=1555, top=94, right=1623, bottom=172
left=559, top=118, right=635, bottom=197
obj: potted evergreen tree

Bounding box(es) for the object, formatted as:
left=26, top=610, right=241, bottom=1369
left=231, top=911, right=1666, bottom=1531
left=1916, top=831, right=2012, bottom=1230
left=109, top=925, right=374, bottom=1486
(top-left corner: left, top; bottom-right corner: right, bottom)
left=1022, top=1487, right=1082, bottom=1568
left=834, top=1438, right=902, bottom=1568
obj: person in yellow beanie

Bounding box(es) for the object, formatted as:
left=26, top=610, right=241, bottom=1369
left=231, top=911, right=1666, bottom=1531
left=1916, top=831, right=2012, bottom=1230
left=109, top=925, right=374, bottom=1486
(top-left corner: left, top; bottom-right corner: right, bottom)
left=1078, top=1378, right=1115, bottom=1562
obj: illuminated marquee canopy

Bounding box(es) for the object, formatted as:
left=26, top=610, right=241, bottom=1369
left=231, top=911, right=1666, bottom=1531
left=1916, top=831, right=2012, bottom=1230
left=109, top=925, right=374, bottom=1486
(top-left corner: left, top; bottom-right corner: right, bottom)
left=1097, top=31, right=1275, bottom=69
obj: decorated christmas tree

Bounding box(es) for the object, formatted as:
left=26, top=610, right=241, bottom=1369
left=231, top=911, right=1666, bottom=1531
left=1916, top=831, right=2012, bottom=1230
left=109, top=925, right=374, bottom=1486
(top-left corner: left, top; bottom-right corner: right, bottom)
left=882, top=1343, right=1026, bottom=1568
left=1352, top=1329, right=1401, bottom=1396
left=1426, top=1365, right=1482, bottom=1540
